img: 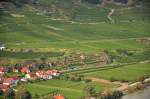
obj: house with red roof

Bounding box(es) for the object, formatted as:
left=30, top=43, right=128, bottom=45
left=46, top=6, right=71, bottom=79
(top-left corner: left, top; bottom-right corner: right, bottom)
left=25, top=73, right=37, bottom=80
left=0, top=67, right=6, bottom=75
left=46, top=70, right=60, bottom=77
left=21, top=67, right=30, bottom=74
left=3, top=77, right=20, bottom=87
left=36, top=70, right=44, bottom=77
left=36, top=70, right=52, bottom=80
left=0, top=84, right=9, bottom=92
left=53, top=94, right=65, bottom=99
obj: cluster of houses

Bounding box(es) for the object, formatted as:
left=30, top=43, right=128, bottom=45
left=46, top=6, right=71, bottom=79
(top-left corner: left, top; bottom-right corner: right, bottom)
left=21, top=66, right=60, bottom=81
left=0, top=66, right=61, bottom=93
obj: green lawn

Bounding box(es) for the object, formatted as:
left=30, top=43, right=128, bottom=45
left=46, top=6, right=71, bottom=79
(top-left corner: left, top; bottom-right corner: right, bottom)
left=82, top=63, right=150, bottom=82
left=25, top=79, right=115, bottom=99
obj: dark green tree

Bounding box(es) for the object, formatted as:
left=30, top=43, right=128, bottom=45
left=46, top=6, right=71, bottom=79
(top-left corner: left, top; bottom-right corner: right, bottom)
left=21, top=91, right=32, bottom=99
left=5, top=89, right=15, bottom=99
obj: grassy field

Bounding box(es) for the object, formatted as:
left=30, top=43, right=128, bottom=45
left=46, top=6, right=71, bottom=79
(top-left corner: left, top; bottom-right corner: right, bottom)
left=0, top=51, right=64, bottom=59
left=73, top=63, right=150, bottom=82
left=25, top=79, right=115, bottom=99
left=0, top=2, right=150, bottom=52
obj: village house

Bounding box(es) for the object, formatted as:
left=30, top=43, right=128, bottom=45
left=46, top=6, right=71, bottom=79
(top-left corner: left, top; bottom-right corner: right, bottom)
left=53, top=94, right=65, bottom=99
left=36, top=70, right=52, bottom=80
left=21, top=66, right=30, bottom=74
left=0, top=84, right=9, bottom=92
left=46, top=70, right=60, bottom=77
left=3, top=77, right=20, bottom=87
left=0, top=67, right=6, bottom=75
left=25, top=73, right=37, bottom=80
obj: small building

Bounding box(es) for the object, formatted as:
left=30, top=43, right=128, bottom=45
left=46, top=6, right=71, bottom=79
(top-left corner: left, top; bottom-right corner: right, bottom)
left=0, top=84, right=9, bottom=92
left=0, top=67, right=6, bottom=75
left=53, top=94, right=65, bottom=99
left=21, top=67, right=30, bottom=74
left=3, top=77, right=20, bottom=87
left=46, top=70, right=60, bottom=77
left=36, top=70, right=52, bottom=80
left=36, top=70, right=45, bottom=77
left=25, top=73, right=37, bottom=80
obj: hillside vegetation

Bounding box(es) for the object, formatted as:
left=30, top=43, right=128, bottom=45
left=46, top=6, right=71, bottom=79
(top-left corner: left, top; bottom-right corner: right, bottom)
left=0, top=1, right=150, bottom=99
left=0, top=0, right=150, bottom=57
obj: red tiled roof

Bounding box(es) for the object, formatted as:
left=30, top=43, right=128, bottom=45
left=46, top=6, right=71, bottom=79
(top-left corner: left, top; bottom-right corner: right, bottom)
left=36, top=70, right=44, bottom=74
left=21, top=67, right=30, bottom=73
left=0, top=84, right=9, bottom=92
left=46, top=70, right=53, bottom=75
left=0, top=67, right=6, bottom=72
left=46, top=70, right=59, bottom=75
left=0, top=84, right=9, bottom=88
left=54, top=95, right=65, bottom=99
left=3, top=77, right=19, bottom=83
left=36, top=70, right=46, bottom=76
left=12, top=77, right=20, bottom=80
left=27, top=73, right=37, bottom=77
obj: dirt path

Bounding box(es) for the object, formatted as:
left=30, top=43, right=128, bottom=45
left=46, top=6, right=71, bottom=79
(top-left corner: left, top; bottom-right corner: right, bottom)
left=113, top=81, right=129, bottom=91
left=86, top=77, right=129, bottom=91
left=86, top=77, right=112, bottom=84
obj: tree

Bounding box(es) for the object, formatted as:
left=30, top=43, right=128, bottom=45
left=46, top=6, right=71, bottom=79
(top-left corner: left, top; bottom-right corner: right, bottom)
left=34, top=94, right=40, bottom=99
left=84, top=86, right=97, bottom=98
left=40, top=57, right=48, bottom=64
left=5, top=89, right=15, bottom=99
left=15, top=84, right=27, bottom=99
left=21, top=91, right=32, bottom=99
left=100, top=90, right=123, bottom=99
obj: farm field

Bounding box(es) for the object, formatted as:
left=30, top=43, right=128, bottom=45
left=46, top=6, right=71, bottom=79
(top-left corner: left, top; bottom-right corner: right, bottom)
left=25, top=79, right=115, bottom=99
left=0, top=2, right=150, bottom=52
left=72, top=63, right=150, bottom=82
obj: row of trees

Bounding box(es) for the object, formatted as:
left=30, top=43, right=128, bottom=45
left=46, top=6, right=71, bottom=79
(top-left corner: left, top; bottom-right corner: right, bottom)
left=84, top=86, right=123, bottom=99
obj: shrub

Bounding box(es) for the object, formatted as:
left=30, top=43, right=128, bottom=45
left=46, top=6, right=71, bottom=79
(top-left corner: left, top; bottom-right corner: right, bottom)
left=110, top=77, right=117, bottom=82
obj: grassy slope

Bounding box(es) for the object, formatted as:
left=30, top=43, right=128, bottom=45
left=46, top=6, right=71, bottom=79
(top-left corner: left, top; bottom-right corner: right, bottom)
left=0, top=1, right=150, bottom=98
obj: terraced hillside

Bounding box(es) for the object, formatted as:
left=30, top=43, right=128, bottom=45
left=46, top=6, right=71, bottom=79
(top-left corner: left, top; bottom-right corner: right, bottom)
left=0, top=1, right=150, bottom=99
left=0, top=0, right=150, bottom=54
